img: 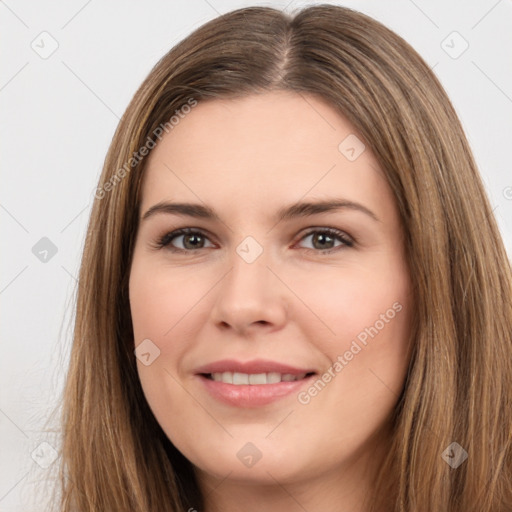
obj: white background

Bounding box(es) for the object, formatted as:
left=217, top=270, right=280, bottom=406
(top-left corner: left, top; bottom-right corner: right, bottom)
left=1, top=0, right=511, bottom=510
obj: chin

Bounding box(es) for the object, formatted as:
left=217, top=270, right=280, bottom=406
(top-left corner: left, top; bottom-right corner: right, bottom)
left=182, top=435, right=319, bottom=487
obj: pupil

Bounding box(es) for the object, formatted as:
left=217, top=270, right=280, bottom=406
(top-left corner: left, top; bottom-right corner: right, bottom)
left=184, top=234, right=203, bottom=249
left=314, top=233, right=333, bottom=249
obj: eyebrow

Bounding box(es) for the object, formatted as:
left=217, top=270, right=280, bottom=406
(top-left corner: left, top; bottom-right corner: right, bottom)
left=141, top=199, right=380, bottom=223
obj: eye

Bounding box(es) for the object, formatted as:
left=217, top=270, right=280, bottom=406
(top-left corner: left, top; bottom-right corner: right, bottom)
left=152, top=227, right=354, bottom=254
left=154, top=228, right=215, bottom=252
left=297, top=228, right=354, bottom=253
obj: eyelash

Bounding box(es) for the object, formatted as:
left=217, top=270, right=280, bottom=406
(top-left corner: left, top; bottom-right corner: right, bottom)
left=152, top=227, right=355, bottom=254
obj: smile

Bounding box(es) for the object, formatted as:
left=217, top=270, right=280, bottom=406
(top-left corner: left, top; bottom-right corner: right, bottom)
left=207, top=371, right=311, bottom=385
left=194, top=359, right=317, bottom=407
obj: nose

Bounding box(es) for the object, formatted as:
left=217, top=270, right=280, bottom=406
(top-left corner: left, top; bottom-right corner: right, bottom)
left=209, top=247, right=288, bottom=336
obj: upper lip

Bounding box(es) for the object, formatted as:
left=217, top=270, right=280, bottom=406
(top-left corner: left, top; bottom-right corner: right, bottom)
left=194, top=358, right=317, bottom=376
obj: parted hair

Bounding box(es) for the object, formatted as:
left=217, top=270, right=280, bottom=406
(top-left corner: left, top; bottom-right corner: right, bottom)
left=49, top=4, right=512, bottom=511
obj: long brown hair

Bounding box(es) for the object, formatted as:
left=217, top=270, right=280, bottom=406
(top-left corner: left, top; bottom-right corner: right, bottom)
left=49, top=4, right=512, bottom=511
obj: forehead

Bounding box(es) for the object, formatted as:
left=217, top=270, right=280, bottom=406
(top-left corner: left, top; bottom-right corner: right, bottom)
left=140, top=91, right=390, bottom=217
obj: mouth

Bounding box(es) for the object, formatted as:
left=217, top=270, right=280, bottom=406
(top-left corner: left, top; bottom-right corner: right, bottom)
left=202, top=371, right=316, bottom=384
left=194, top=359, right=318, bottom=407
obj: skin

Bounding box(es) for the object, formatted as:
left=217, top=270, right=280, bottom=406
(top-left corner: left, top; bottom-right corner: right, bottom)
left=129, top=91, right=413, bottom=511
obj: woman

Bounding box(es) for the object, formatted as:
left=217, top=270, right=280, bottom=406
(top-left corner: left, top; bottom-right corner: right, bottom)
left=52, top=4, right=512, bottom=511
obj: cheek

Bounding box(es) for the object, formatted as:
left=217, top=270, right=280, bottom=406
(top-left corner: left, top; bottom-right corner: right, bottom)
left=129, top=260, right=212, bottom=447
left=129, top=259, right=198, bottom=420
left=291, top=258, right=412, bottom=406
left=287, top=259, right=411, bottom=350
left=129, top=258, right=211, bottom=347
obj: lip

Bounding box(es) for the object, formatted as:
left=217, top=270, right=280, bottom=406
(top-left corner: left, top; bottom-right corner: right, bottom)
left=194, top=358, right=317, bottom=408
left=194, top=358, right=315, bottom=375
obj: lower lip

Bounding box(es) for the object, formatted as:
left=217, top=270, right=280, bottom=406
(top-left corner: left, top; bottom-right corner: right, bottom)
left=197, top=375, right=314, bottom=407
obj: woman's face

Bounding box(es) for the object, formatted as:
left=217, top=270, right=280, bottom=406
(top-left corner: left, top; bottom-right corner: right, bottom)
left=129, top=91, right=412, bottom=494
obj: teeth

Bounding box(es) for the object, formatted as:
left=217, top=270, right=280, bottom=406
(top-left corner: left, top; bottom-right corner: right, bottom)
left=248, top=373, right=267, bottom=385
left=222, top=371, right=233, bottom=384
left=209, top=372, right=308, bottom=385
left=233, top=372, right=249, bottom=385
left=267, top=372, right=281, bottom=384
